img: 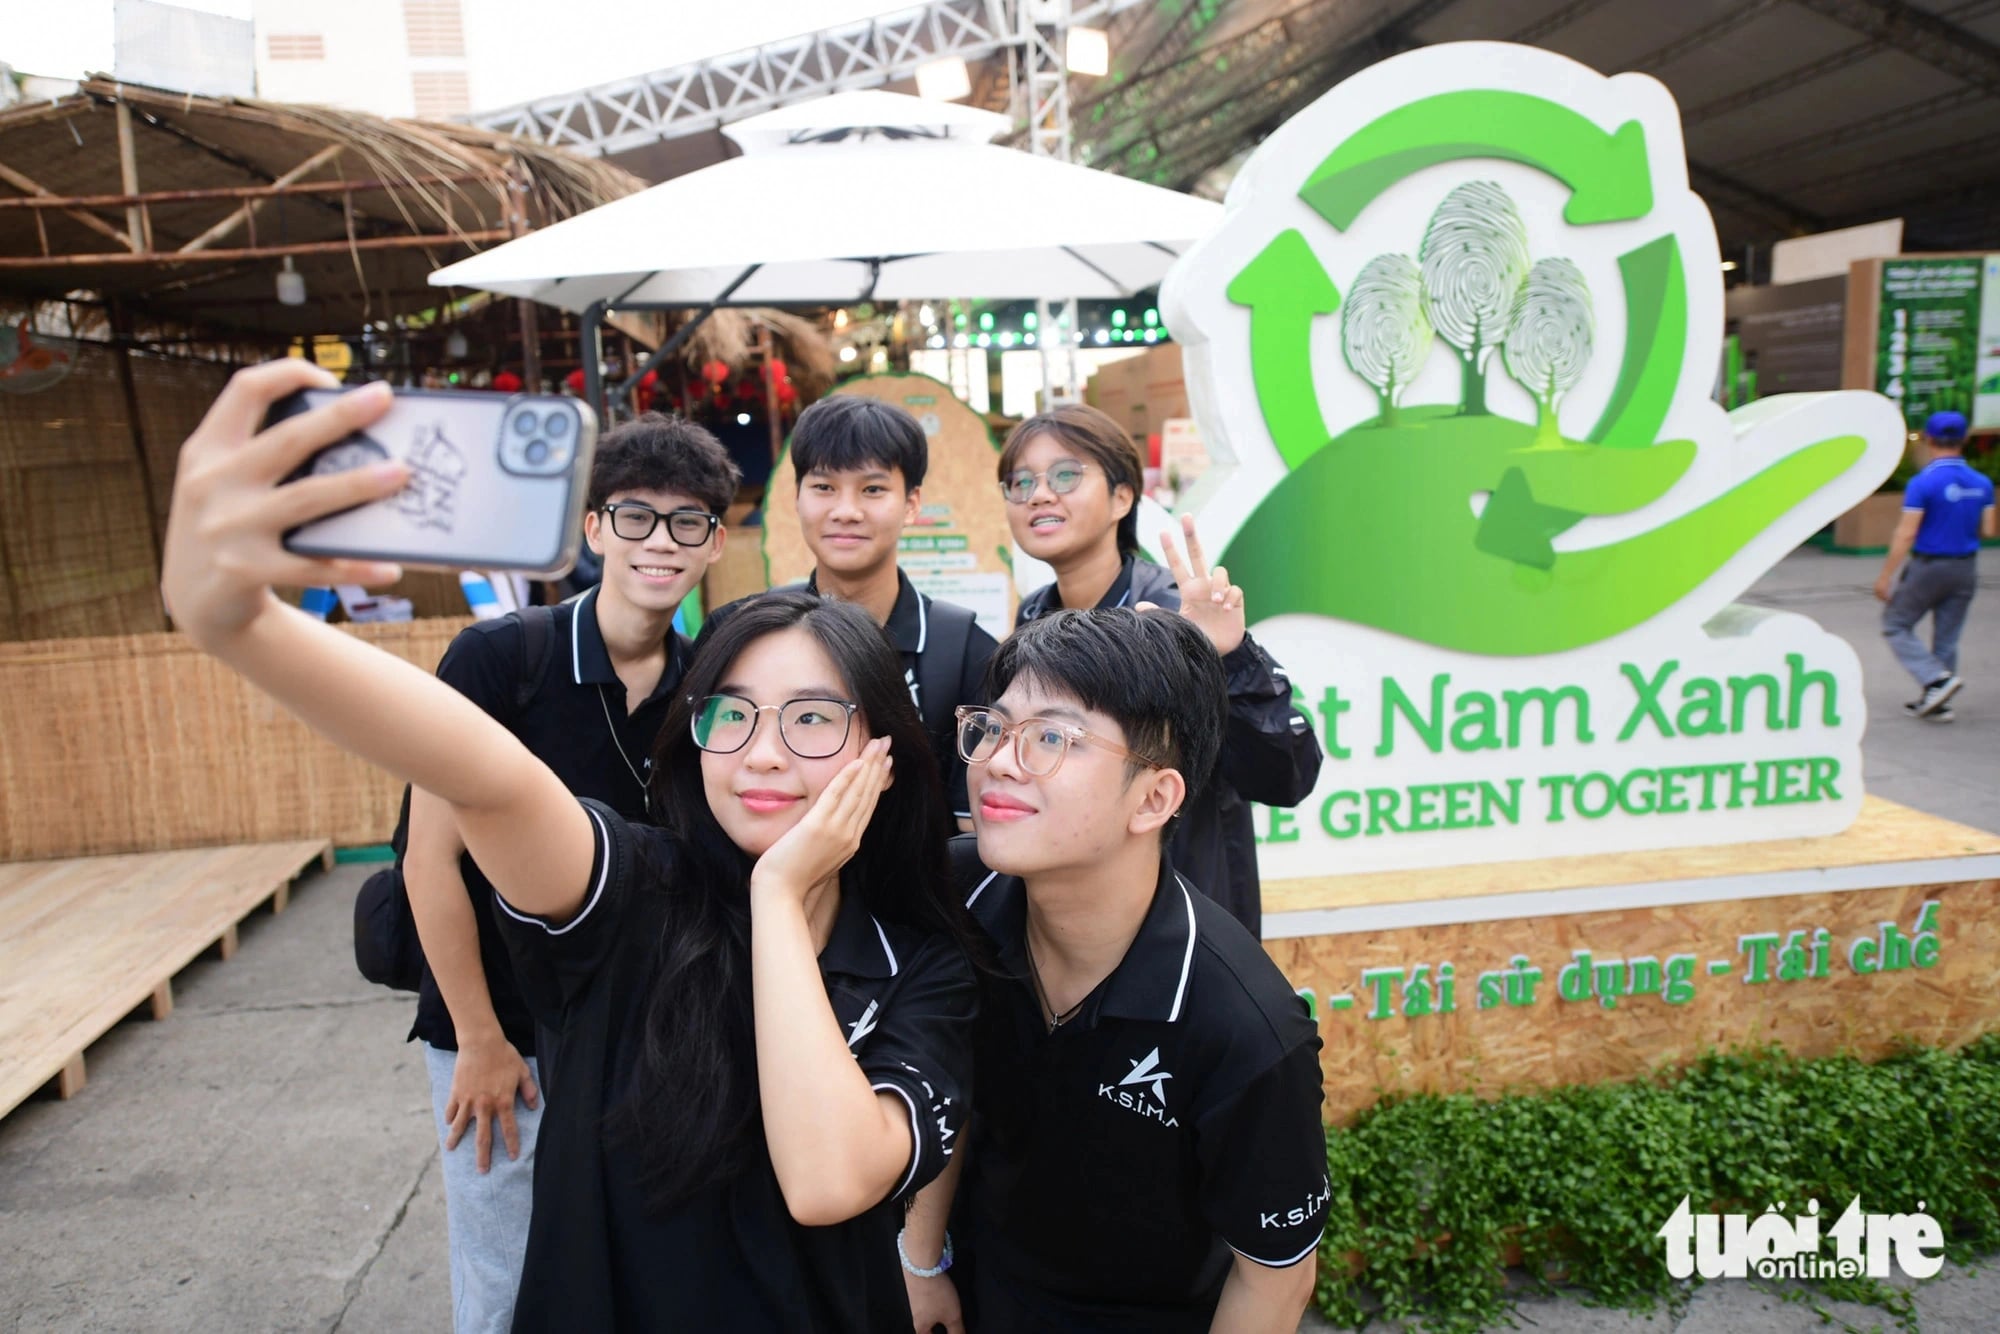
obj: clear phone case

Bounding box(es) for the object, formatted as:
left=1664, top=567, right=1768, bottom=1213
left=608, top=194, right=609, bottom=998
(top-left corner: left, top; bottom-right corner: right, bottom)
left=272, top=387, right=597, bottom=577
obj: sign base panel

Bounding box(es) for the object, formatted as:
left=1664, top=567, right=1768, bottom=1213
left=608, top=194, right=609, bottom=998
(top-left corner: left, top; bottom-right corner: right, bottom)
left=1262, top=798, right=2000, bottom=1122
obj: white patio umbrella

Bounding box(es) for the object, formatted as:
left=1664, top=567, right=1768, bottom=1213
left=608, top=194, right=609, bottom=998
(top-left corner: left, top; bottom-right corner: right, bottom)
left=429, top=91, right=1224, bottom=312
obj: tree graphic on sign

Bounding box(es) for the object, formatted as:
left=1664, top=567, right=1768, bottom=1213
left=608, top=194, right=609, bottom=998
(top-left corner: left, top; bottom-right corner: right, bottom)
left=1502, top=257, right=1595, bottom=446
left=1341, top=252, right=1435, bottom=427
left=1419, top=180, right=1530, bottom=416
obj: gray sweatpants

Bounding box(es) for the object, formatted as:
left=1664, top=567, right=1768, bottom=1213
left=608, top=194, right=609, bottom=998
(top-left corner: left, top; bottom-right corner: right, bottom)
left=1882, top=556, right=1978, bottom=689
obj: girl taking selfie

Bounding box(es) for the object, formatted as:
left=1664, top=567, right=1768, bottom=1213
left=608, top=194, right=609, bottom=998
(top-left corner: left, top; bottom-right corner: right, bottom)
left=159, top=363, right=977, bottom=1332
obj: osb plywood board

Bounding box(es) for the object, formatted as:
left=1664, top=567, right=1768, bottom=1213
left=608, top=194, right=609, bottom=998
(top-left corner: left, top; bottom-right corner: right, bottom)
left=1268, top=875, right=1999, bottom=1124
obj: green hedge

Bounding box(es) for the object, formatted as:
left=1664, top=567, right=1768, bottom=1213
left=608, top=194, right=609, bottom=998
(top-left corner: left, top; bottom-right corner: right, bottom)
left=1317, top=1036, right=2000, bottom=1331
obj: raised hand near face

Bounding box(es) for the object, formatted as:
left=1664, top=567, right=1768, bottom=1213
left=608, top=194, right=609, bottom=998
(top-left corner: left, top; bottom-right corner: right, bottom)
left=748, top=736, right=894, bottom=903
left=1136, top=512, right=1246, bottom=656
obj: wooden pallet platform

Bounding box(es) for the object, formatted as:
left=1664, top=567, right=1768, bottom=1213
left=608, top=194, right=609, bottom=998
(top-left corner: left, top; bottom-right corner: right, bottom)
left=0, top=839, right=332, bottom=1121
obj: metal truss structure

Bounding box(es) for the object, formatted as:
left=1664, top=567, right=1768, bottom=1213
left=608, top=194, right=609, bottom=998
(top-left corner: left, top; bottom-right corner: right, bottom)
left=467, top=0, right=1137, bottom=160
left=474, top=0, right=2000, bottom=302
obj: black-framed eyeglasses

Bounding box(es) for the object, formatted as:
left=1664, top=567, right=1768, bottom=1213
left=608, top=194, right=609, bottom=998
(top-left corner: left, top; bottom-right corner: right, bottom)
left=691, top=694, right=859, bottom=759
left=954, top=705, right=1162, bottom=777
left=1000, top=460, right=1092, bottom=505
left=603, top=503, right=719, bottom=546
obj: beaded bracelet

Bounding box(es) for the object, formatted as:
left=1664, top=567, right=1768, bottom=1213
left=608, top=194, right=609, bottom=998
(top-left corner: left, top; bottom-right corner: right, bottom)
left=896, top=1227, right=954, bottom=1278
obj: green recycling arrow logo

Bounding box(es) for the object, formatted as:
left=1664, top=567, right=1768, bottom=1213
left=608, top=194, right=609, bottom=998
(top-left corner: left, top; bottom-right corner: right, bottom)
left=1179, top=57, right=1895, bottom=657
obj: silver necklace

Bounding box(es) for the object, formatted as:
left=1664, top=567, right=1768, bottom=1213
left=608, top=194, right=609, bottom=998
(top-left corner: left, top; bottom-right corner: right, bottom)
left=1024, top=934, right=1086, bottom=1032
left=597, top=685, right=649, bottom=814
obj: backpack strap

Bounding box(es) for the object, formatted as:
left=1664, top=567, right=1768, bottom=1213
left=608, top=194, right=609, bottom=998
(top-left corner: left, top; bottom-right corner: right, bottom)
left=913, top=598, right=978, bottom=737
left=512, top=604, right=559, bottom=718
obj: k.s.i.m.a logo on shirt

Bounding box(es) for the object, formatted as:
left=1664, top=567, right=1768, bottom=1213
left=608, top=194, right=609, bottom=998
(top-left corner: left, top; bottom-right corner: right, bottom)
left=1260, top=1174, right=1333, bottom=1231
left=847, top=999, right=879, bottom=1048
left=1099, top=1048, right=1178, bottom=1126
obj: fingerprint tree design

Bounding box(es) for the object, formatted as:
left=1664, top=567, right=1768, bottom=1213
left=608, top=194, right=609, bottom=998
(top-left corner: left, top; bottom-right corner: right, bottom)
left=1501, top=258, right=1594, bottom=445
left=1342, top=253, right=1435, bottom=427
left=1419, top=181, right=1530, bottom=416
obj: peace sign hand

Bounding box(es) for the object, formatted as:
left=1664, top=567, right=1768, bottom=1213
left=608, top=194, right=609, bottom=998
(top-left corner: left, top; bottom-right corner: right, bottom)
left=1137, top=513, right=1246, bottom=656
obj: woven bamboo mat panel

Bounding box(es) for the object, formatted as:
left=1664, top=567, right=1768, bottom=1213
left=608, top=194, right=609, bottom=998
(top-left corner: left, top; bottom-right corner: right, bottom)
left=125, top=351, right=233, bottom=542
left=0, top=345, right=166, bottom=642
left=0, top=839, right=329, bottom=1120
left=0, top=617, right=468, bottom=860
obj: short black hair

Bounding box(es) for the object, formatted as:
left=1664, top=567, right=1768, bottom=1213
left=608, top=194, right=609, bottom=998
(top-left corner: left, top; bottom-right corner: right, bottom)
left=587, top=412, right=741, bottom=513
left=984, top=607, right=1225, bottom=815
left=788, top=395, right=928, bottom=490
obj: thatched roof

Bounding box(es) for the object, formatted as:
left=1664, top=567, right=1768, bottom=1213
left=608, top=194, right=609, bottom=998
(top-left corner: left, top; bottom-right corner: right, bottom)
left=0, top=78, right=644, bottom=340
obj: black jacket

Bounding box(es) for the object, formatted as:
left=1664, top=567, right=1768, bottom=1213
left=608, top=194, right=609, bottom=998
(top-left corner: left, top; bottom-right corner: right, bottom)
left=1016, top=555, right=1322, bottom=935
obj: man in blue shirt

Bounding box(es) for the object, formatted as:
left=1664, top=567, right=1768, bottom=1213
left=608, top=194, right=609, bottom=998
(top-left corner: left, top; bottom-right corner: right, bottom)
left=1875, top=410, right=1997, bottom=720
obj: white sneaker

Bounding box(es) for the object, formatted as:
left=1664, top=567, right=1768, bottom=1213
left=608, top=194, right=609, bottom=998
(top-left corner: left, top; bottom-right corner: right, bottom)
left=1917, top=675, right=1963, bottom=716
left=1923, top=706, right=1957, bottom=724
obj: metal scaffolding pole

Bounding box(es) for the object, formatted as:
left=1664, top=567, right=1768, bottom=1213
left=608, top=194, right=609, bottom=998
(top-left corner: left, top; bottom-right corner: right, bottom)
left=1021, top=0, right=1082, bottom=405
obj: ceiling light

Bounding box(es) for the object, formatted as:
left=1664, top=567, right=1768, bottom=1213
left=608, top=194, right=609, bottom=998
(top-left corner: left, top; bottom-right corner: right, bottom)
left=1066, top=27, right=1110, bottom=77
left=1719, top=260, right=1739, bottom=272
left=919, top=304, right=935, bottom=326
left=736, top=412, right=751, bottom=425
left=915, top=57, right=971, bottom=102
left=839, top=345, right=858, bottom=362
left=275, top=256, right=307, bottom=306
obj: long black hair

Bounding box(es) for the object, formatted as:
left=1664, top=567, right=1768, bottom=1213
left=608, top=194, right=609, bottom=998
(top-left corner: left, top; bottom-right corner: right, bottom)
left=616, top=591, right=967, bottom=1210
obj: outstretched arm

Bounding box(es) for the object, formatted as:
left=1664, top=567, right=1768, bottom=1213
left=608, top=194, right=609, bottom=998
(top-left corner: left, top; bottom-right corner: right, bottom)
left=160, top=361, right=595, bottom=922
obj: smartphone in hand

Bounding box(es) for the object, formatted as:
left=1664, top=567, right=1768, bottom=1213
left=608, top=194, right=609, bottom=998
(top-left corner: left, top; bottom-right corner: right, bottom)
left=270, top=386, right=596, bottom=577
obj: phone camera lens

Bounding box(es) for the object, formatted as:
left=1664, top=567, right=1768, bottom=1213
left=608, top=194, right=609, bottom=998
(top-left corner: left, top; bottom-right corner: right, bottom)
left=525, top=439, right=549, bottom=466
left=545, top=413, right=571, bottom=439
left=513, top=412, right=539, bottom=436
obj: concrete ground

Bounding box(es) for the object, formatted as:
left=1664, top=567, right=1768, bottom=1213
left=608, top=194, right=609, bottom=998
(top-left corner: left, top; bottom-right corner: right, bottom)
left=2, top=548, right=1996, bottom=1334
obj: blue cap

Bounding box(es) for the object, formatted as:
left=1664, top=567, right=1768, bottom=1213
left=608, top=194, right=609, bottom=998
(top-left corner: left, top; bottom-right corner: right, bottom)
left=1924, top=410, right=1968, bottom=442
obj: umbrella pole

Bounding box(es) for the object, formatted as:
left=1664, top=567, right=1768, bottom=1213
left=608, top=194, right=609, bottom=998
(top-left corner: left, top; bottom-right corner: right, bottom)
left=581, top=301, right=606, bottom=424
left=610, top=263, right=763, bottom=403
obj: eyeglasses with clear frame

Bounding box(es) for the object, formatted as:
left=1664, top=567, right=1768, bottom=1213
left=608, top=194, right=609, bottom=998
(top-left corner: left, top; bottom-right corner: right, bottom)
left=999, top=460, right=1092, bottom=505
left=603, top=502, right=720, bottom=546
left=690, top=694, right=860, bottom=759
left=954, top=705, right=1162, bottom=777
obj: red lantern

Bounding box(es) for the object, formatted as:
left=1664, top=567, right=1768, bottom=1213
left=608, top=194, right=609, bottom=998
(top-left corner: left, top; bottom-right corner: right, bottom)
left=563, top=368, right=585, bottom=395
left=636, top=369, right=659, bottom=412
left=702, top=359, right=730, bottom=386
left=764, top=357, right=787, bottom=384
left=776, top=381, right=798, bottom=407
left=491, top=370, right=523, bottom=393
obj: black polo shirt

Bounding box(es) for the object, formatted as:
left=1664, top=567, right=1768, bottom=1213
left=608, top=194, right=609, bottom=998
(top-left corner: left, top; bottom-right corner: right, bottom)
left=492, top=800, right=976, bottom=1332
left=948, top=837, right=1328, bottom=1333
left=408, top=586, right=686, bottom=1058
